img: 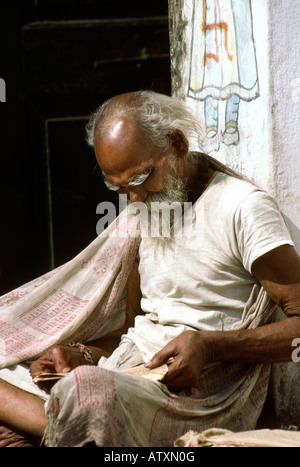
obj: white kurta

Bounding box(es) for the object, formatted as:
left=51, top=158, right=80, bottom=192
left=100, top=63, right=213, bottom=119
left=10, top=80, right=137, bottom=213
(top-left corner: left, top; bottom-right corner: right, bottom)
left=44, top=172, right=293, bottom=446
left=128, top=172, right=293, bottom=361
left=0, top=168, right=293, bottom=446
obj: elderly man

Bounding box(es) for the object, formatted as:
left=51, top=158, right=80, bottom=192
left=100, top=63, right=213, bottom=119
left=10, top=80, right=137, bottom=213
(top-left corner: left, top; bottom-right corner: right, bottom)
left=1, top=90, right=300, bottom=446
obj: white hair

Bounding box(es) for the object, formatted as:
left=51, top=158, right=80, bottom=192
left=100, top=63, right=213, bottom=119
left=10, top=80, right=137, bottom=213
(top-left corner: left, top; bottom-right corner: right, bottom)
left=86, top=90, right=204, bottom=151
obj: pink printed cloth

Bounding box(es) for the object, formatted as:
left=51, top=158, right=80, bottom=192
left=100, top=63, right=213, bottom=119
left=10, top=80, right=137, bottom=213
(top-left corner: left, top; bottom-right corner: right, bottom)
left=0, top=154, right=251, bottom=369
left=42, top=157, right=280, bottom=447
left=0, top=208, right=140, bottom=368
left=0, top=155, right=280, bottom=446
left=44, top=281, right=275, bottom=447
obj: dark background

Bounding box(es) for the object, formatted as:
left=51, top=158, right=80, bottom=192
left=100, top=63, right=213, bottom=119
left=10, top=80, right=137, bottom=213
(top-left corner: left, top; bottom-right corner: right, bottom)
left=0, top=0, right=171, bottom=295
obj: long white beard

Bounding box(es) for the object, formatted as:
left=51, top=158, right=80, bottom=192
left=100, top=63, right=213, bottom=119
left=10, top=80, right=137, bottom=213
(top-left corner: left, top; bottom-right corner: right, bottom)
left=128, top=166, right=192, bottom=245
left=145, top=172, right=188, bottom=242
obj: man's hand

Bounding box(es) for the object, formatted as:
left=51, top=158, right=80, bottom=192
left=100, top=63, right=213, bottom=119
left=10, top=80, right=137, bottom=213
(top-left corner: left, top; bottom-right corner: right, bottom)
left=30, top=345, right=91, bottom=391
left=145, top=330, right=212, bottom=392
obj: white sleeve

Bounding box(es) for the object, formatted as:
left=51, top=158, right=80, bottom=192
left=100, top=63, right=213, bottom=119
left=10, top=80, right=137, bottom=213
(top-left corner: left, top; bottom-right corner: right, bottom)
left=234, top=190, right=294, bottom=274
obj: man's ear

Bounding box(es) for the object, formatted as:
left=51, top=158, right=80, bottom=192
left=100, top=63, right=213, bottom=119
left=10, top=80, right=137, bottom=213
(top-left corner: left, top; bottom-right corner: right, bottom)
left=168, top=129, right=189, bottom=158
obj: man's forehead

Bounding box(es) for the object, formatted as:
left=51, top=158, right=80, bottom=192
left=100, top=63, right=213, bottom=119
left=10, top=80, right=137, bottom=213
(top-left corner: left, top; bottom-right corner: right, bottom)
left=94, top=127, right=157, bottom=177
left=97, top=146, right=153, bottom=177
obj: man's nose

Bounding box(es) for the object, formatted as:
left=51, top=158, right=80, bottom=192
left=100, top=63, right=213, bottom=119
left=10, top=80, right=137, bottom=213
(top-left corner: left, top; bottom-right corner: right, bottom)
left=128, top=186, right=148, bottom=203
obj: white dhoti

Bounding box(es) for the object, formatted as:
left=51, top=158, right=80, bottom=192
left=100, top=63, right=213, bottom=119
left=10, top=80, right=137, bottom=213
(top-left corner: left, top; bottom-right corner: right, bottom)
left=0, top=158, right=293, bottom=446
left=44, top=290, right=273, bottom=447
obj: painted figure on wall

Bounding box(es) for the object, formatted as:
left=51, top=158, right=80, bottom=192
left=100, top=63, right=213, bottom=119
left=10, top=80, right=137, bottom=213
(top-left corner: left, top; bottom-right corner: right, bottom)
left=188, top=0, right=259, bottom=152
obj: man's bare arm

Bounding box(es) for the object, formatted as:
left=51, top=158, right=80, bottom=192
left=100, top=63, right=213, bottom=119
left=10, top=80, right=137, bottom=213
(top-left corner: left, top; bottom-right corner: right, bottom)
left=209, top=244, right=300, bottom=363
left=147, top=245, right=300, bottom=392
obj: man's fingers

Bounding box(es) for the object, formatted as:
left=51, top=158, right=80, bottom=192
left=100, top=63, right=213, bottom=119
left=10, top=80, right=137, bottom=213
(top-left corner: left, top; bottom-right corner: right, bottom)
left=30, top=358, right=55, bottom=377
left=165, top=373, right=193, bottom=392
left=164, top=362, right=199, bottom=392
left=145, top=347, right=175, bottom=368
left=50, top=347, right=71, bottom=373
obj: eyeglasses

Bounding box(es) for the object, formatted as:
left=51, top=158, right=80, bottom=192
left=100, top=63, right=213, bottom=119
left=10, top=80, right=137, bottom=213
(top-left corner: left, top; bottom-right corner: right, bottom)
left=102, top=168, right=153, bottom=192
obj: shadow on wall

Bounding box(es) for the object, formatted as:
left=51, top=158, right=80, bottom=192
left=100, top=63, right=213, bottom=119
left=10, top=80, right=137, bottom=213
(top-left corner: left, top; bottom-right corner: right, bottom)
left=263, top=309, right=300, bottom=430
left=258, top=217, right=300, bottom=429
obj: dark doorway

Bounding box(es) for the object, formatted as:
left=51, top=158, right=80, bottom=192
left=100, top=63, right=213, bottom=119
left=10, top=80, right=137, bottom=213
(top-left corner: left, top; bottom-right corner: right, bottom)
left=0, top=0, right=171, bottom=294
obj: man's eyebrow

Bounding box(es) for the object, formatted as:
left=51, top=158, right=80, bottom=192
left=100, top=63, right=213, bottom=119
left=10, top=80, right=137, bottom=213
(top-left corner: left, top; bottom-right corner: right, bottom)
left=127, top=168, right=152, bottom=186
left=102, top=168, right=152, bottom=191
left=102, top=176, right=120, bottom=191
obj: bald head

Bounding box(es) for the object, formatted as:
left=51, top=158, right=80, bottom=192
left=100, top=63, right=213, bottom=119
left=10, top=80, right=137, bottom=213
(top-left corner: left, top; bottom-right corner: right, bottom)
left=89, top=92, right=144, bottom=147
left=86, top=90, right=204, bottom=152
left=94, top=117, right=153, bottom=176
left=87, top=91, right=211, bottom=204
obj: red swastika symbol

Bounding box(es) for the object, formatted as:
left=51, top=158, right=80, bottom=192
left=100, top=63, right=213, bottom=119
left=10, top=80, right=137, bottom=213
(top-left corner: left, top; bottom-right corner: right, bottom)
left=202, top=0, right=233, bottom=64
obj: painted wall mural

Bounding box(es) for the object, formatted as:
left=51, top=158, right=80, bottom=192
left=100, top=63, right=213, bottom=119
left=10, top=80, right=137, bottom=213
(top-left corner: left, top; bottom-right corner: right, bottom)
left=188, top=0, right=259, bottom=152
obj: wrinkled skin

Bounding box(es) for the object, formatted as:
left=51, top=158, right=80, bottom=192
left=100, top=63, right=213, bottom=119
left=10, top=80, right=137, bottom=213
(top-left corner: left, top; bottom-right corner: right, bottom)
left=145, top=330, right=211, bottom=392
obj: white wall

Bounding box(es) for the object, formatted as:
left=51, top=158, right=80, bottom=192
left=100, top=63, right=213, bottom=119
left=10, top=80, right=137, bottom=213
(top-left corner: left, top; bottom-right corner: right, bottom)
left=169, top=0, right=300, bottom=427
left=268, top=0, right=300, bottom=253
left=169, top=0, right=300, bottom=253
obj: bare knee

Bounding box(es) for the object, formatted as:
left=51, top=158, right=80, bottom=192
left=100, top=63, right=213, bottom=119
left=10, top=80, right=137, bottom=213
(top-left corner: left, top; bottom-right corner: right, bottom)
left=0, top=378, right=47, bottom=438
